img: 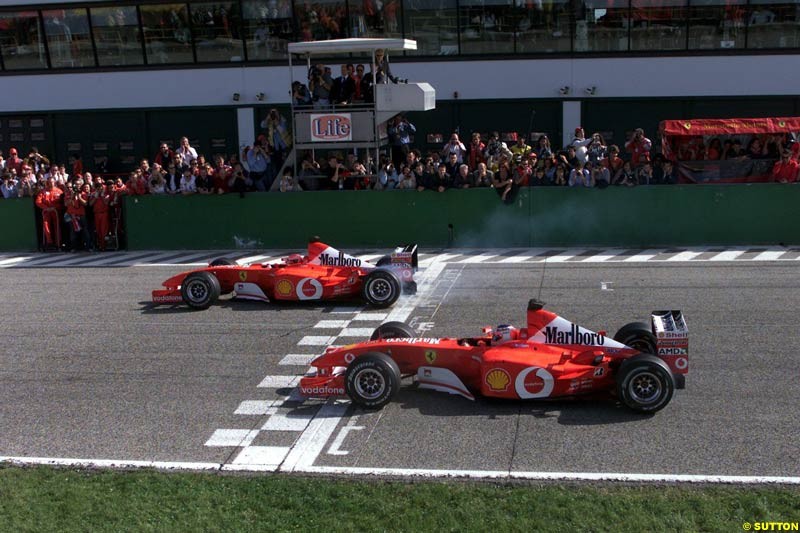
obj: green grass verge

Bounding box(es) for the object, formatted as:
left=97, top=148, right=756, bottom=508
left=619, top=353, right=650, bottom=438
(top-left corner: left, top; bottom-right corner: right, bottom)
left=1, top=465, right=799, bottom=532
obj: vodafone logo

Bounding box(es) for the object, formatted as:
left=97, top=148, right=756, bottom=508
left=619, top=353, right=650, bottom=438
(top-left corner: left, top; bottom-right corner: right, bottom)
left=296, top=278, right=323, bottom=300
left=515, top=367, right=554, bottom=399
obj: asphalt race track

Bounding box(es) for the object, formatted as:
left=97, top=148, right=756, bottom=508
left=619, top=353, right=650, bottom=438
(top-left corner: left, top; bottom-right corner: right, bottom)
left=1, top=249, right=799, bottom=482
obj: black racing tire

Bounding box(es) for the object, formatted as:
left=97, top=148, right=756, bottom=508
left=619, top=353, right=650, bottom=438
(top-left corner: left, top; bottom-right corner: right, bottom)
left=209, top=257, right=236, bottom=267
left=616, top=354, right=675, bottom=413
left=614, top=321, right=657, bottom=354
left=375, top=255, right=391, bottom=267
left=180, top=272, right=221, bottom=310
left=345, top=352, right=401, bottom=409
left=370, top=321, right=416, bottom=341
left=362, top=270, right=401, bottom=308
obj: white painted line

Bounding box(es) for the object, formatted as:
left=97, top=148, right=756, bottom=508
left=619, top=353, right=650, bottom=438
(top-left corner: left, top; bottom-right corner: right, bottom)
left=257, top=375, right=300, bottom=388
left=418, top=253, right=460, bottom=266
left=112, top=251, right=178, bottom=266
left=665, top=250, right=705, bottom=262
left=234, top=400, right=278, bottom=415
left=708, top=250, right=746, bottom=261
left=279, top=401, right=350, bottom=471
left=0, top=457, right=220, bottom=471
left=581, top=249, right=626, bottom=263
left=339, top=327, right=375, bottom=337
left=314, top=320, right=351, bottom=329
left=754, top=250, right=787, bottom=261
left=543, top=251, right=581, bottom=263
left=231, top=446, right=290, bottom=467
left=298, top=335, right=337, bottom=346
left=142, top=251, right=213, bottom=266
left=262, top=411, right=315, bottom=431
left=385, top=261, right=447, bottom=323
left=329, top=306, right=364, bottom=314
left=279, top=353, right=317, bottom=366
left=351, top=312, right=388, bottom=321
left=327, top=417, right=365, bottom=456
left=237, top=255, right=274, bottom=265
left=623, top=250, right=659, bottom=262
left=458, top=253, right=499, bottom=264
left=204, top=429, right=260, bottom=447
left=498, top=252, right=534, bottom=263
left=0, top=256, right=31, bottom=267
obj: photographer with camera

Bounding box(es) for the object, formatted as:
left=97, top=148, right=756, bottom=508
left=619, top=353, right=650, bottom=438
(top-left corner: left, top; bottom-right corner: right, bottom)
left=148, top=163, right=167, bottom=194
left=65, top=181, right=92, bottom=251
left=327, top=155, right=351, bottom=190
left=625, top=127, right=652, bottom=167
left=27, top=147, right=50, bottom=174
left=376, top=155, right=398, bottom=190
left=1, top=172, right=18, bottom=199
left=227, top=163, right=250, bottom=197
left=292, top=81, right=312, bottom=107
left=308, top=63, right=333, bottom=108
left=279, top=167, right=303, bottom=192
left=441, top=133, right=467, bottom=165
left=245, top=140, right=271, bottom=191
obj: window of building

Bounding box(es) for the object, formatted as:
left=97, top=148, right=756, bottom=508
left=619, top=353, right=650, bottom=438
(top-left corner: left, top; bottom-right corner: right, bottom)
left=0, top=11, right=49, bottom=70
left=458, top=0, right=515, bottom=55
left=294, top=0, right=347, bottom=41
left=630, top=0, right=687, bottom=51
left=747, top=0, right=800, bottom=49
left=90, top=6, right=145, bottom=67
left=189, top=2, right=244, bottom=62
left=43, top=8, right=96, bottom=68
left=404, top=0, right=458, bottom=56
left=576, top=0, right=629, bottom=53
left=242, top=0, right=293, bottom=60
left=140, top=3, right=194, bottom=64
left=515, top=0, right=572, bottom=53
left=687, top=0, right=745, bottom=50
left=350, top=0, right=403, bottom=38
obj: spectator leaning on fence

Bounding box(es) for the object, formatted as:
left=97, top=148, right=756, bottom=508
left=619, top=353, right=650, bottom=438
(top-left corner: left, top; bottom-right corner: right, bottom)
left=771, top=148, right=800, bottom=183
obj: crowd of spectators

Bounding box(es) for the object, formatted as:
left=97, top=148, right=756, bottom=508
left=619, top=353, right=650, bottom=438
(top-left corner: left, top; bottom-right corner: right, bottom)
left=2, top=114, right=800, bottom=248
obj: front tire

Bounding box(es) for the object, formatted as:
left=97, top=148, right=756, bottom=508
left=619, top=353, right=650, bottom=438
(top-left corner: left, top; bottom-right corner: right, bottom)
left=345, top=353, right=401, bottom=409
left=616, top=354, right=675, bottom=413
left=362, top=270, right=401, bottom=308
left=181, top=272, right=221, bottom=310
left=614, top=321, right=657, bottom=354
left=370, top=321, right=416, bottom=341
left=209, top=257, right=236, bottom=267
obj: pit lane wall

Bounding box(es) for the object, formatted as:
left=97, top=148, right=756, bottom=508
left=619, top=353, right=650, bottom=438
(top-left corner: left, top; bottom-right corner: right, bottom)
left=121, top=184, right=800, bottom=250
left=0, top=199, right=38, bottom=251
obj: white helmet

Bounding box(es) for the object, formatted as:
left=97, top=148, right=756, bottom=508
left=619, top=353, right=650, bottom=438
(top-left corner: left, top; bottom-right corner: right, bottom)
left=493, top=324, right=519, bottom=343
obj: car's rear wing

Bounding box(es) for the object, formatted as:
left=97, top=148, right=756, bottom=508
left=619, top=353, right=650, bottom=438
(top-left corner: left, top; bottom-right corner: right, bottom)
left=651, top=310, right=688, bottom=378
left=390, top=244, right=418, bottom=270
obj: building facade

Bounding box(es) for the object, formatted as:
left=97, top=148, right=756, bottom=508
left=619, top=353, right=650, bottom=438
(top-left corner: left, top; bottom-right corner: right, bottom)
left=1, top=0, right=799, bottom=171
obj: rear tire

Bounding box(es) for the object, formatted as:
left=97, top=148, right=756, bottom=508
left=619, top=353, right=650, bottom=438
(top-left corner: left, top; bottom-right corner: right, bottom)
left=370, top=321, right=416, bottom=341
left=362, top=270, right=401, bottom=308
left=616, top=354, right=675, bottom=413
left=614, top=321, right=657, bottom=354
left=345, top=353, right=401, bottom=409
left=181, top=272, right=220, bottom=310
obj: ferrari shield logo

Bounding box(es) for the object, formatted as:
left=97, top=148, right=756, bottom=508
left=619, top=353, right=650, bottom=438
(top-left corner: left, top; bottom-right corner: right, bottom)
left=239, top=271, right=247, bottom=282
left=424, top=350, right=437, bottom=364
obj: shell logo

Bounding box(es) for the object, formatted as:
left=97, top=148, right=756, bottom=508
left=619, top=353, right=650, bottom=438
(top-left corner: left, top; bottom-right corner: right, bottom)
left=485, top=368, right=511, bottom=392
left=276, top=279, right=293, bottom=296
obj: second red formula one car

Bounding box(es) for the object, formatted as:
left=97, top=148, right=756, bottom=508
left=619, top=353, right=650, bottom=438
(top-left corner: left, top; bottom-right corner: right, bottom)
left=151, top=240, right=417, bottom=309
left=299, top=300, right=689, bottom=413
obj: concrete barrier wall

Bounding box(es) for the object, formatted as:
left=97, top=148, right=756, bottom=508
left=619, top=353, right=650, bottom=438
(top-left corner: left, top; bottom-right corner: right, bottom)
left=0, top=199, right=38, bottom=252
left=122, top=184, right=800, bottom=250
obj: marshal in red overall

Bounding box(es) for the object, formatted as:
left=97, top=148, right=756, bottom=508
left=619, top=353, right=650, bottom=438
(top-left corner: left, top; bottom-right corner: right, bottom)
left=299, top=299, right=689, bottom=413
left=151, top=240, right=417, bottom=309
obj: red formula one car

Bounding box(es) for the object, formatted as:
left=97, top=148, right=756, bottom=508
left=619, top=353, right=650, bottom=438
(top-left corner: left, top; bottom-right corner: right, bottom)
left=151, top=240, right=417, bottom=310
left=300, top=300, right=689, bottom=413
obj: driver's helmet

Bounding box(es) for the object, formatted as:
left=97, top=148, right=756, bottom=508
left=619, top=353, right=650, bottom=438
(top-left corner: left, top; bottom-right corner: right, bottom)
left=493, top=324, right=519, bottom=343
left=284, top=253, right=304, bottom=264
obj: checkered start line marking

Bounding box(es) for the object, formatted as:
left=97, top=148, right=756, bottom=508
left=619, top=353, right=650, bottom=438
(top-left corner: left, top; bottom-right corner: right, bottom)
left=204, top=261, right=448, bottom=471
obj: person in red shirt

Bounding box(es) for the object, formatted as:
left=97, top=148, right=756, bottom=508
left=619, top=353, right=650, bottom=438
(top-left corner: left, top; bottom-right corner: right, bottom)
left=34, top=178, right=64, bottom=250
left=771, top=149, right=799, bottom=183
left=212, top=155, right=231, bottom=194
left=65, top=183, right=92, bottom=251
left=6, top=147, right=24, bottom=175
left=625, top=128, right=652, bottom=167
left=89, top=182, right=111, bottom=250
left=468, top=132, right=486, bottom=170
left=153, top=143, right=174, bottom=167
left=603, top=144, right=625, bottom=174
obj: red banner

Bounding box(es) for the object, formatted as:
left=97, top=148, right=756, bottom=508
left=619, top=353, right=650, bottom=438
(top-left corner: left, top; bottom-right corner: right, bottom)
left=660, top=117, right=800, bottom=137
